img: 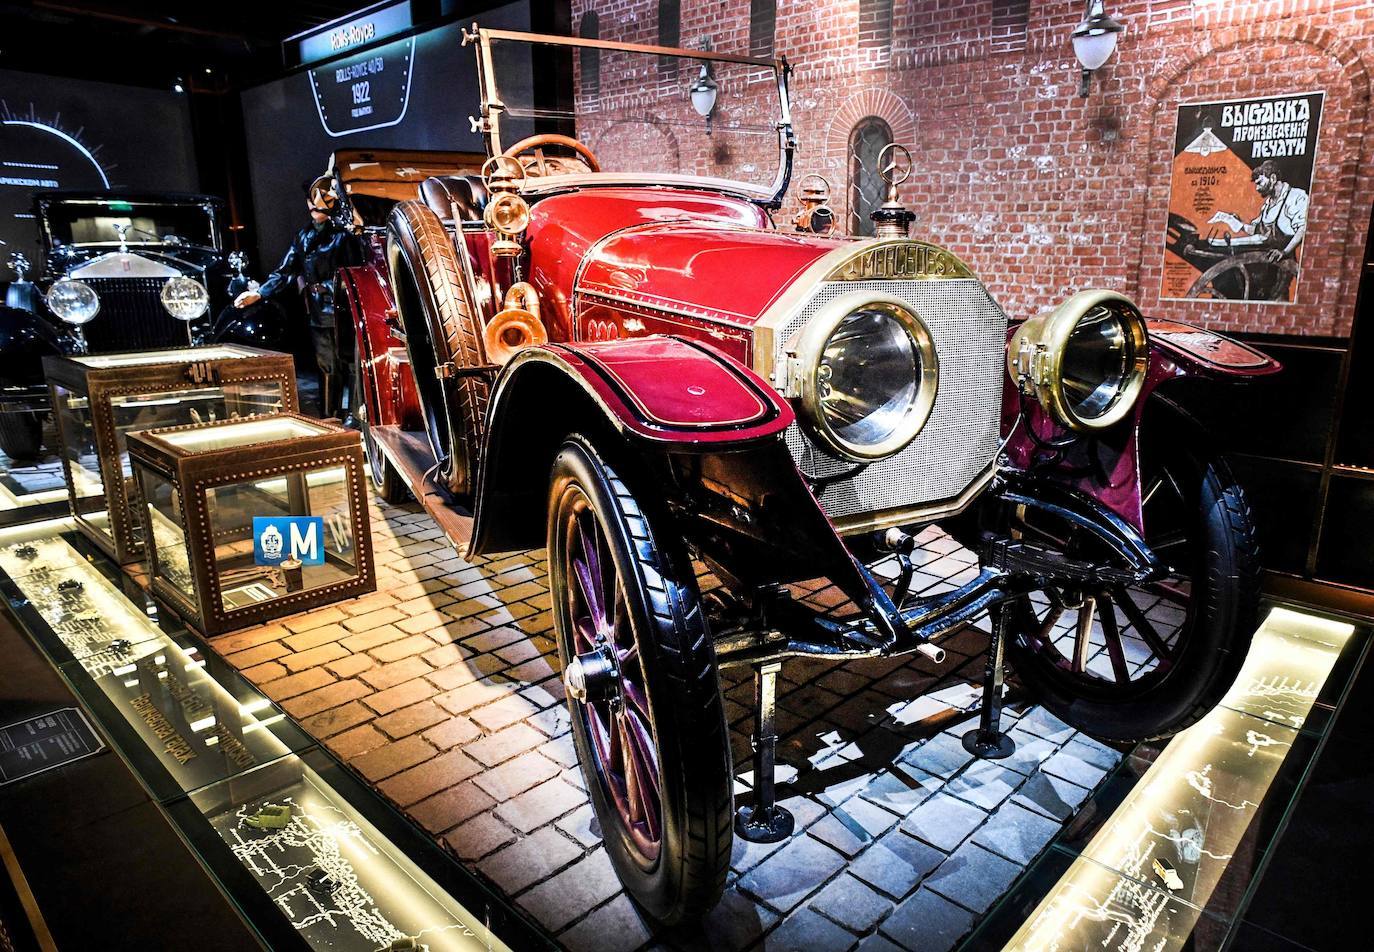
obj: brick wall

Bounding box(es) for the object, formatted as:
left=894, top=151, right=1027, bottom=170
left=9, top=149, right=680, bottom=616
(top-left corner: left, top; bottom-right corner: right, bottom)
left=568, top=0, right=1374, bottom=336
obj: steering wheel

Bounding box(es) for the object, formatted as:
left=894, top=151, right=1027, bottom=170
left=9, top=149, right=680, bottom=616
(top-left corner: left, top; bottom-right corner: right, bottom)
left=501, top=134, right=601, bottom=178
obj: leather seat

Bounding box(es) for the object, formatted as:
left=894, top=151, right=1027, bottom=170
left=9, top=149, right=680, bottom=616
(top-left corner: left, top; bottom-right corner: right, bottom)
left=420, top=175, right=489, bottom=222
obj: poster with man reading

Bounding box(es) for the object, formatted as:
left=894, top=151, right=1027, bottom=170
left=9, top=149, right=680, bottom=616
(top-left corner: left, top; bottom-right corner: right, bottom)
left=1161, top=91, right=1323, bottom=303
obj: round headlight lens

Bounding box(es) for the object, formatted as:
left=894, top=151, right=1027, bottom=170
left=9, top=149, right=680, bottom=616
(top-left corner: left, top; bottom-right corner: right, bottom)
left=161, top=276, right=209, bottom=321
left=1061, top=306, right=1136, bottom=421
left=45, top=279, right=100, bottom=325
left=800, top=298, right=939, bottom=461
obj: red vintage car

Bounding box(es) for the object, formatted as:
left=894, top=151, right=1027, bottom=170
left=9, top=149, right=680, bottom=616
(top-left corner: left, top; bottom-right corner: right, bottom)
left=338, top=27, right=1279, bottom=924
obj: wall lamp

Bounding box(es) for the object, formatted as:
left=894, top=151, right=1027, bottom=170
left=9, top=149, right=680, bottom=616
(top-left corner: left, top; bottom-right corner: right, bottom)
left=690, top=38, right=718, bottom=132
left=1072, top=0, right=1124, bottom=97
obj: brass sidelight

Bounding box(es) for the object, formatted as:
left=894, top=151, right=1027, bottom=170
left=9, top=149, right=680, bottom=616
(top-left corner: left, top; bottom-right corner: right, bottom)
left=481, top=155, right=531, bottom=258
left=793, top=174, right=834, bottom=234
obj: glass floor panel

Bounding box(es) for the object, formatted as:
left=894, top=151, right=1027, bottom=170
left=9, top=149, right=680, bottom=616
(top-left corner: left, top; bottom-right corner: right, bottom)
left=963, top=605, right=1367, bottom=951
left=185, top=751, right=508, bottom=951
left=0, top=516, right=549, bottom=951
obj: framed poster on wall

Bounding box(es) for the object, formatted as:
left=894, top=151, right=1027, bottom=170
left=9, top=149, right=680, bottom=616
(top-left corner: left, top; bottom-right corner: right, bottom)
left=1161, top=91, right=1324, bottom=304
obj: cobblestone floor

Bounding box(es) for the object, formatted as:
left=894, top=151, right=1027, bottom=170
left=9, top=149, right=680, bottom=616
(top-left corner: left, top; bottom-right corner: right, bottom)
left=210, top=492, right=1137, bottom=951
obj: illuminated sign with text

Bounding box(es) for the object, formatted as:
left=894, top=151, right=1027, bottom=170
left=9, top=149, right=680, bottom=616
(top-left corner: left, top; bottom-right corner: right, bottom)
left=289, top=1, right=414, bottom=67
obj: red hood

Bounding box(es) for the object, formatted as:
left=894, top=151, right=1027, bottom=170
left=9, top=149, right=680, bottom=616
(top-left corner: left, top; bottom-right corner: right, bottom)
left=577, top=222, right=852, bottom=328
left=526, top=187, right=850, bottom=339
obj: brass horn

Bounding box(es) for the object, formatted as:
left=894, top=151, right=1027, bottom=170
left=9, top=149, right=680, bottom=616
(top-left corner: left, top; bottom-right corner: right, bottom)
left=484, top=282, right=548, bottom=365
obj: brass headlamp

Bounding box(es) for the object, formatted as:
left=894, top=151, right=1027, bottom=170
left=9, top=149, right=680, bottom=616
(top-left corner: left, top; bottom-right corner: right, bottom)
left=1008, top=289, right=1149, bottom=432
left=481, top=155, right=530, bottom=258
left=787, top=291, right=939, bottom=462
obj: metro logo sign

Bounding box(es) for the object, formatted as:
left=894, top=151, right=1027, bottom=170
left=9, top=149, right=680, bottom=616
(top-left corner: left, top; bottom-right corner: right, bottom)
left=253, top=516, right=325, bottom=566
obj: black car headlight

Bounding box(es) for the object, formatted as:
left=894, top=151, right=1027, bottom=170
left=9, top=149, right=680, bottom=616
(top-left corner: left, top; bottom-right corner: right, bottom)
left=1008, top=289, right=1149, bottom=432
left=791, top=292, right=939, bottom=461
left=161, top=276, right=210, bottom=321
left=45, top=279, right=100, bottom=325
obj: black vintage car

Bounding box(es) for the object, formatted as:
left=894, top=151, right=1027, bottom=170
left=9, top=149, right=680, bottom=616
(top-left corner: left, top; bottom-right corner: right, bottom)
left=0, top=190, right=285, bottom=459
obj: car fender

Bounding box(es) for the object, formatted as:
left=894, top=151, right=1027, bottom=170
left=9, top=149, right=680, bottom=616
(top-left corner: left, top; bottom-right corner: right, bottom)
left=1145, top=319, right=1281, bottom=380
left=1000, top=321, right=1280, bottom=531
left=470, top=336, right=890, bottom=622
left=470, top=335, right=795, bottom=555
left=338, top=261, right=423, bottom=431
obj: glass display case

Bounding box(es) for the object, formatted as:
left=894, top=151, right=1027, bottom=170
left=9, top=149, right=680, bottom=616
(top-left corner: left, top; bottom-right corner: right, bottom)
left=185, top=753, right=513, bottom=952
left=127, top=412, right=374, bottom=637
left=43, top=345, right=298, bottom=563
left=0, top=517, right=314, bottom=801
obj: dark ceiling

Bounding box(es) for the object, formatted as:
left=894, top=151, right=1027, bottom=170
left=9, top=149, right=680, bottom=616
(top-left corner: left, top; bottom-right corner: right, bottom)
left=0, top=1, right=377, bottom=88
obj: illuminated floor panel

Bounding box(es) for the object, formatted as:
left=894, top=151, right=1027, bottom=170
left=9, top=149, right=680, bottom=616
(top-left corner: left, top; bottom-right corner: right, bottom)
left=0, top=516, right=536, bottom=951
left=975, top=607, right=1363, bottom=952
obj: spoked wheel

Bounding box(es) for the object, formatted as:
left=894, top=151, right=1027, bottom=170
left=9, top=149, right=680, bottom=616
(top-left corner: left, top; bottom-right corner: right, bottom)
left=1002, top=406, right=1261, bottom=741
left=548, top=438, right=731, bottom=925
left=1187, top=250, right=1298, bottom=302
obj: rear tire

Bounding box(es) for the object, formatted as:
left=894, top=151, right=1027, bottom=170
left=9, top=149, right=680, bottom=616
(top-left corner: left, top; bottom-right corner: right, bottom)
left=385, top=200, right=488, bottom=495
left=0, top=411, right=42, bottom=461
left=548, top=437, right=731, bottom=925
left=352, top=354, right=407, bottom=504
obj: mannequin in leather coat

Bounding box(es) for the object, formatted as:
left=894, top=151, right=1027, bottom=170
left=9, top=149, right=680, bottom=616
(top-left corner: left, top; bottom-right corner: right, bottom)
left=232, top=181, right=362, bottom=417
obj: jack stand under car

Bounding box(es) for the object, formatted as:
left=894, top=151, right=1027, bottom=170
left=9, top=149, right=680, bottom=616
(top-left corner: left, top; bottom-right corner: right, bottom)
left=962, top=605, right=1017, bottom=760
left=734, top=661, right=795, bottom=844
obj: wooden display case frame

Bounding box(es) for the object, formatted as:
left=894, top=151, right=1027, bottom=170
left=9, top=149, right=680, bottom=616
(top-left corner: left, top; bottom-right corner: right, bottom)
left=44, top=346, right=299, bottom=564
left=126, top=411, right=374, bottom=637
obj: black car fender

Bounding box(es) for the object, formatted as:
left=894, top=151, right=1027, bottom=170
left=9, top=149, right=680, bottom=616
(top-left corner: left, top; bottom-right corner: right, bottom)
left=0, top=301, right=65, bottom=388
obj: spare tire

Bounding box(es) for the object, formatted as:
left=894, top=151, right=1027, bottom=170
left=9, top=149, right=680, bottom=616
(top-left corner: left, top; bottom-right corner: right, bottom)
left=385, top=199, right=488, bottom=496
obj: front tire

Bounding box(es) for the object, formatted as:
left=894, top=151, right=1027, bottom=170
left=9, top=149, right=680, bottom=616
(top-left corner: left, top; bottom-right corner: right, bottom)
left=548, top=437, right=731, bottom=925
left=1002, top=407, right=1260, bottom=742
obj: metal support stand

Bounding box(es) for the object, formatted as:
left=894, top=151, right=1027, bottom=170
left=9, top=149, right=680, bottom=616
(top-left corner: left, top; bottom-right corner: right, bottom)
left=962, top=605, right=1017, bottom=760
left=734, top=660, right=795, bottom=843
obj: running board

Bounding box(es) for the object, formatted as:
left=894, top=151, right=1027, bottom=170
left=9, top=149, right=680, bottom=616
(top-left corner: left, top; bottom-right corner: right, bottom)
left=369, top=424, right=474, bottom=553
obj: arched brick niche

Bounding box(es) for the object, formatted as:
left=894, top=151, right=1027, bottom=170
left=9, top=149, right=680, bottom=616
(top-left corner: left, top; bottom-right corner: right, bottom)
left=1133, top=25, right=1371, bottom=336
left=821, top=87, right=916, bottom=233
left=587, top=119, right=681, bottom=176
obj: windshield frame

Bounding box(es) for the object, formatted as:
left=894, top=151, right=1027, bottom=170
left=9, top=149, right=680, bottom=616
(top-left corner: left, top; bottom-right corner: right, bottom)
left=466, top=26, right=795, bottom=208
left=38, top=197, right=222, bottom=254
